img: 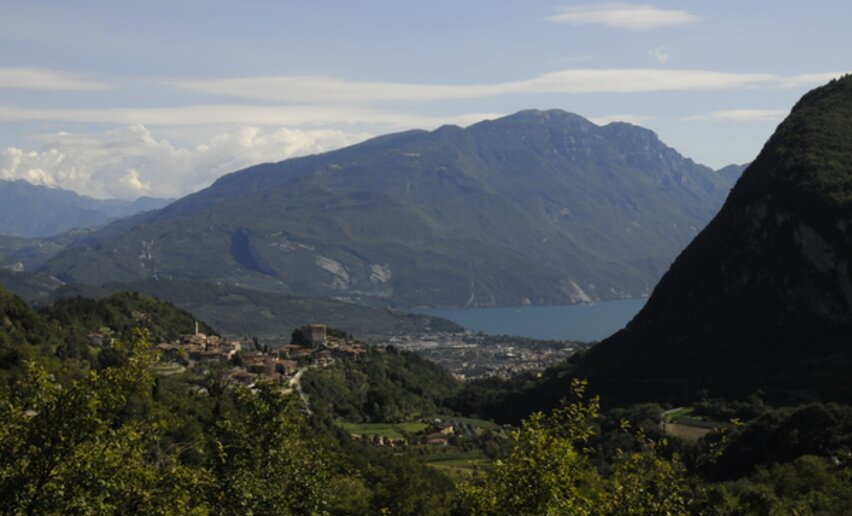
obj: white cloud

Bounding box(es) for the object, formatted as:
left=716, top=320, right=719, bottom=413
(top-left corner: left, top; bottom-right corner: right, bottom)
left=170, top=70, right=846, bottom=104
left=0, top=70, right=840, bottom=130
left=648, top=47, right=669, bottom=65
left=117, top=168, right=151, bottom=199
left=1, top=125, right=369, bottom=199
left=172, top=76, right=514, bottom=104
left=0, top=103, right=502, bottom=130
left=588, top=114, right=649, bottom=126
left=683, top=109, right=789, bottom=122
left=523, top=68, right=750, bottom=93
left=0, top=67, right=108, bottom=90
left=549, top=3, right=699, bottom=29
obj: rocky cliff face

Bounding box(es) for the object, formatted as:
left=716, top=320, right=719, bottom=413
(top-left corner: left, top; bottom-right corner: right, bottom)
left=582, top=76, right=852, bottom=402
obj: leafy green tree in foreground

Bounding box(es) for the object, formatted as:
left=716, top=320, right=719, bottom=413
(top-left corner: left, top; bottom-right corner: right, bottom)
left=207, top=382, right=332, bottom=515
left=700, top=455, right=852, bottom=515
left=461, top=379, right=694, bottom=515
left=0, top=330, right=333, bottom=515
left=0, top=331, right=202, bottom=515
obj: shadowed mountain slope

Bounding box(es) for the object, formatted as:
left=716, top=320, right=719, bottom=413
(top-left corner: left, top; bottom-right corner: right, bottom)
left=582, top=76, right=852, bottom=403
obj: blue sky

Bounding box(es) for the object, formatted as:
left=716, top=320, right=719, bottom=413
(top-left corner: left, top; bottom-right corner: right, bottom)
left=0, top=1, right=848, bottom=199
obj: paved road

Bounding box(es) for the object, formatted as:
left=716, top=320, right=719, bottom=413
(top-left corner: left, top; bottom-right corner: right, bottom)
left=660, top=407, right=684, bottom=429
left=289, top=367, right=313, bottom=415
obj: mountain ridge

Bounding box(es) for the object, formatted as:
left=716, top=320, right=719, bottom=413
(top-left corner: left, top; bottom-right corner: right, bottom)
left=40, top=109, right=733, bottom=308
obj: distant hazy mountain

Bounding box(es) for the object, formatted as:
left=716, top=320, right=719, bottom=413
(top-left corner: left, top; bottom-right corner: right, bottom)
left=0, top=179, right=172, bottom=237
left=582, top=76, right=852, bottom=402
left=0, top=230, right=92, bottom=274
left=0, top=269, right=63, bottom=302
left=716, top=163, right=749, bottom=187
left=41, top=110, right=732, bottom=308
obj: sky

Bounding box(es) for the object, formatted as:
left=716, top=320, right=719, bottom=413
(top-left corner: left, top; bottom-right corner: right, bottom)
left=0, top=1, right=849, bottom=199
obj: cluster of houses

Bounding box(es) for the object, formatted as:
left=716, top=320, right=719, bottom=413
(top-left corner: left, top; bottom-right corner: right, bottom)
left=279, top=324, right=369, bottom=363
left=152, top=323, right=367, bottom=385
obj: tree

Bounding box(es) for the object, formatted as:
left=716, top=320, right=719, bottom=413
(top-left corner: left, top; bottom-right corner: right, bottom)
left=0, top=330, right=204, bottom=515
left=461, top=379, right=604, bottom=515
left=461, top=379, right=697, bottom=515
left=600, top=424, right=693, bottom=515
left=206, top=382, right=333, bottom=514
left=0, top=328, right=337, bottom=515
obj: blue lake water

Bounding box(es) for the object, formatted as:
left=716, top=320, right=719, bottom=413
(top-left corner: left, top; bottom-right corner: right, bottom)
left=414, top=298, right=647, bottom=342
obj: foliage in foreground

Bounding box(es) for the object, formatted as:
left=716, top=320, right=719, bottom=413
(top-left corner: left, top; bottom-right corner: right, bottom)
left=0, top=331, right=331, bottom=515
left=301, top=346, right=462, bottom=423
left=1, top=306, right=852, bottom=514
left=461, top=379, right=694, bottom=515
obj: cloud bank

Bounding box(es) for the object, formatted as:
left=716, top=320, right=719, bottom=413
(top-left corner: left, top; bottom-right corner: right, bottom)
left=1, top=125, right=368, bottom=199
left=683, top=109, right=790, bottom=122
left=171, top=70, right=844, bottom=104
left=0, top=68, right=108, bottom=90
left=0, top=104, right=501, bottom=130
left=549, top=3, right=699, bottom=29
left=588, top=114, right=649, bottom=126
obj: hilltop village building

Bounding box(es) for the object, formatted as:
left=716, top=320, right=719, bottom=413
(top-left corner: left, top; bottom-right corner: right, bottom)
left=153, top=323, right=366, bottom=385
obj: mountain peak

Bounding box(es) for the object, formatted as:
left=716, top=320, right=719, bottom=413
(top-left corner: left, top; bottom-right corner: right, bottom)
left=733, top=74, right=852, bottom=207
left=485, top=109, right=594, bottom=127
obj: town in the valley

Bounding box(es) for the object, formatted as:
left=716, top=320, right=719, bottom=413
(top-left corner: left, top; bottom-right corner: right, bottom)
left=152, top=323, right=365, bottom=386
left=149, top=321, right=581, bottom=385
left=388, top=331, right=584, bottom=380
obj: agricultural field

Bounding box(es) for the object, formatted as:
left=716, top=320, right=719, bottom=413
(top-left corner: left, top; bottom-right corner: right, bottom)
left=425, top=454, right=492, bottom=480
left=662, top=407, right=723, bottom=441
left=339, top=421, right=429, bottom=439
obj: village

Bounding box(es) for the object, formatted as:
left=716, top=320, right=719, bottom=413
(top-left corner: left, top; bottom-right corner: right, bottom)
left=149, top=324, right=511, bottom=455
left=152, top=323, right=367, bottom=386
left=149, top=321, right=581, bottom=385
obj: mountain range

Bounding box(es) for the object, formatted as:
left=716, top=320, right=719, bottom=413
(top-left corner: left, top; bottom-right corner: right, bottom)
left=37, top=110, right=737, bottom=308
left=581, top=75, right=852, bottom=402
left=0, top=179, right=171, bottom=238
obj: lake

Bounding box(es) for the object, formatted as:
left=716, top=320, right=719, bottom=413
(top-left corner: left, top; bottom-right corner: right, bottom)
left=414, top=298, right=646, bottom=342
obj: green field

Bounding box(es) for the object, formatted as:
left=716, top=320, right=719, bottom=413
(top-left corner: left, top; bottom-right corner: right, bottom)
left=339, top=421, right=429, bottom=438
left=674, top=417, right=723, bottom=429
left=425, top=455, right=492, bottom=480
left=662, top=407, right=725, bottom=441
left=338, top=416, right=503, bottom=439
left=663, top=407, right=694, bottom=422
left=665, top=423, right=713, bottom=441
left=445, top=416, right=502, bottom=432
